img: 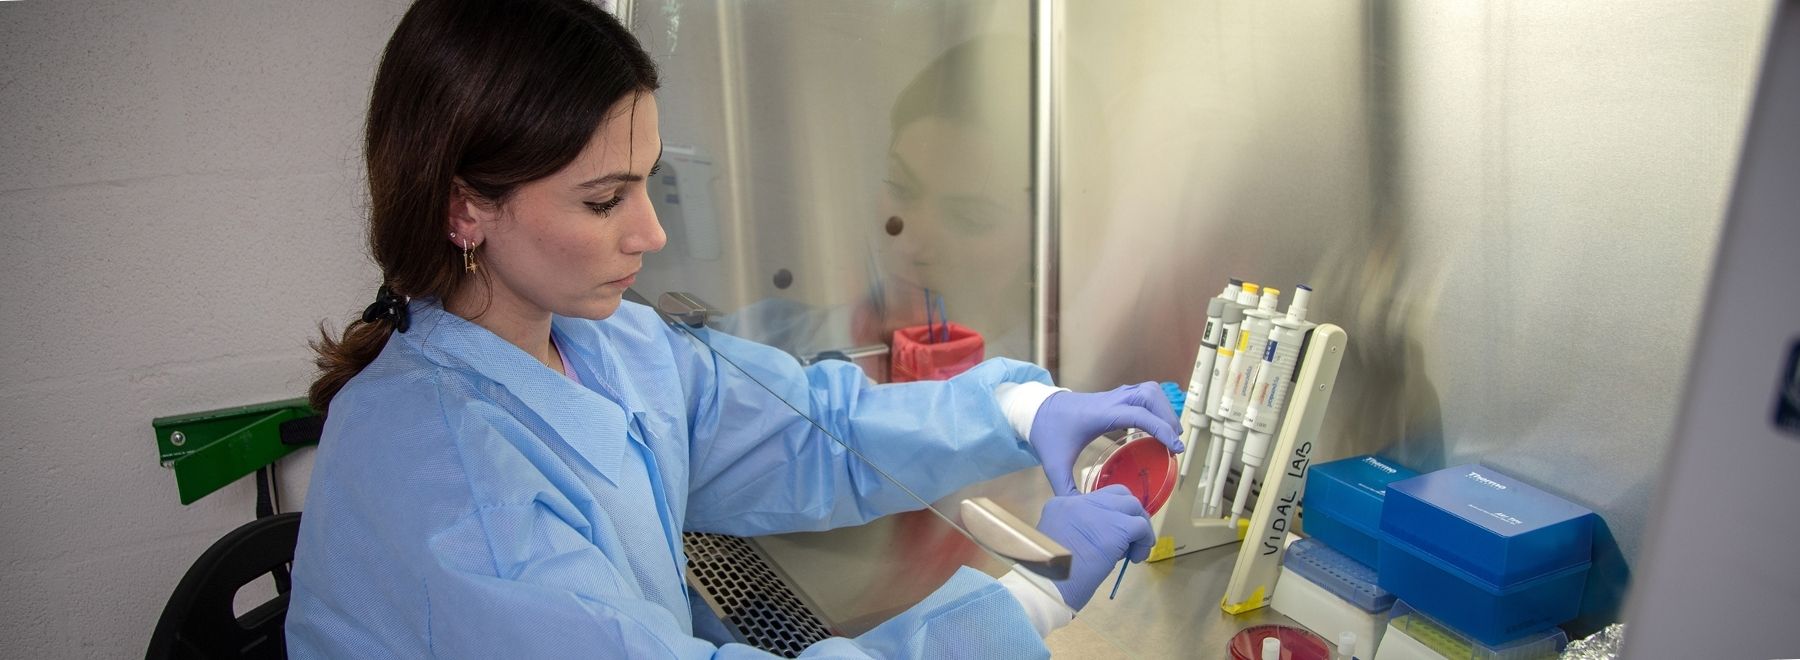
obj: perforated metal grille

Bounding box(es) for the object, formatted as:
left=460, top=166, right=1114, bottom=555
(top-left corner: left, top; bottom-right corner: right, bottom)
left=682, top=532, right=831, bottom=657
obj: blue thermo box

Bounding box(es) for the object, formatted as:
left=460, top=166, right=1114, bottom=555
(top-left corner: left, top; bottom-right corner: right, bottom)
left=1302, top=455, right=1419, bottom=568
left=1378, top=464, right=1596, bottom=646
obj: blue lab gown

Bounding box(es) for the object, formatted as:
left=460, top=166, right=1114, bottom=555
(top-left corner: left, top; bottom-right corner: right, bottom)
left=286, top=299, right=1054, bottom=658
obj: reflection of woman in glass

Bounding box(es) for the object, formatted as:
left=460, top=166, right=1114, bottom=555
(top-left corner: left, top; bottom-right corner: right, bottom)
left=872, top=37, right=1032, bottom=360
left=857, top=35, right=1041, bottom=609
left=721, top=38, right=1032, bottom=366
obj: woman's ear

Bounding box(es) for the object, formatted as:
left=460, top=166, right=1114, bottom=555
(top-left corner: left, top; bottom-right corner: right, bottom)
left=447, top=178, right=495, bottom=246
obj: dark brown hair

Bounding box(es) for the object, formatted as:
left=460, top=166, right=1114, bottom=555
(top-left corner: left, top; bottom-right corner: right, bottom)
left=309, top=0, right=659, bottom=413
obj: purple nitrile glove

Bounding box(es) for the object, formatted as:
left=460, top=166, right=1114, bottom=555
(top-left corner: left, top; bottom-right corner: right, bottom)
left=1028, top=382, right=1183, bottom=496
left=1034, top=485, right=1157, bottom=610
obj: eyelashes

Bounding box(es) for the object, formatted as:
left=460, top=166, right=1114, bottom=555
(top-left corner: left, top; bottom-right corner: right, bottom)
left=587, top=196, right=625, bottom=216
left=586, top=162, right=662, bottom=217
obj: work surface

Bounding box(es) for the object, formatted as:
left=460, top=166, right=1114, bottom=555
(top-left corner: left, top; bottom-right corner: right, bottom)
left=1042, top=540, right=1298, bottom=658
left=756, top=492, right=1298, bottom=659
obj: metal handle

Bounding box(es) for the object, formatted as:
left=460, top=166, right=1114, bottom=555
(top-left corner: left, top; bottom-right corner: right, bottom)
left=959, top=497, right=1071, bottom=581
left=801, top=344, right=890, bottom=366
left=656, top=291, right=718, bottom=328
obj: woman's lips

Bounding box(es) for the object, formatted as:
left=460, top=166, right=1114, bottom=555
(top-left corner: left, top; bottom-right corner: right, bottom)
left=608, top=272, right=638, bottom=287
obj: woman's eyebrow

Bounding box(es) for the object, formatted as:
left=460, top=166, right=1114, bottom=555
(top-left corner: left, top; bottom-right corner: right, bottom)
left=574, top=145, right=665, bottom=190
left=575, top=171, right=642, bottom=189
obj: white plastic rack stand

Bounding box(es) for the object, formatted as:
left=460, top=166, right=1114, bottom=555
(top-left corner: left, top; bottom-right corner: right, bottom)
left=1145, top=323, right=1348, bottom=614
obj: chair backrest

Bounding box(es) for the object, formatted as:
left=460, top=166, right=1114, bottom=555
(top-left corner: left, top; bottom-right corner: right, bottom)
left=146, top=512, right=302, bottom=660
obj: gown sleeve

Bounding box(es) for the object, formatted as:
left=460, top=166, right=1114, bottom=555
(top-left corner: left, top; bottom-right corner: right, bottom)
left=669, top=323, right=1051, bottom=535
left=420, top=495, right=1050, bottom=658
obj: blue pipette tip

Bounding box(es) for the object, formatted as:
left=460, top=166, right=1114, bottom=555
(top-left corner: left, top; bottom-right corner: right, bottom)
left=1108, top=562, right=1128, bottom=600
left=940, top=298, right=950, bottom=342
left=923, top=288, right=935, bottom=344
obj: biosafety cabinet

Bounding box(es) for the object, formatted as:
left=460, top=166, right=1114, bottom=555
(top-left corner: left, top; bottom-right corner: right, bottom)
left=617, top=0, right=1792, bottom=656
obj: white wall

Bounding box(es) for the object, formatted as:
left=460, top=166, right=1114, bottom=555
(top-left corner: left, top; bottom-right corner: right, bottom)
left=0, top=2, right=403, bottom=655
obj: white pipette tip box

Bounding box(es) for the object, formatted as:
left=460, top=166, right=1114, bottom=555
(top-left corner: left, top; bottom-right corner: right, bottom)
left=1271, top=538, right=1394, bottom=659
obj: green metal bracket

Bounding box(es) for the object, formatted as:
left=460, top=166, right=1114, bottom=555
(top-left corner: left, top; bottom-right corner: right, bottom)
left=153, top=398, right=319, bottom=505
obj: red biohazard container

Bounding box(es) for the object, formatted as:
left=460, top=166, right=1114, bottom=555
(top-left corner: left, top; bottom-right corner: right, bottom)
left=890, top=322, right=984, bottom=382
left=1079, top=430, right=1178, bottom=516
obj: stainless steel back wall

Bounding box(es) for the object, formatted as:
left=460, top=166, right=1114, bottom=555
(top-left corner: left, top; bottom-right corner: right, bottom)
left=1055, top=0, right=1769, bottom=590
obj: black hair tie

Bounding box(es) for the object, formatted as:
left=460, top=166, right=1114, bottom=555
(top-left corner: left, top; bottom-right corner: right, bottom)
left=361, top=285, right=411, bottom=333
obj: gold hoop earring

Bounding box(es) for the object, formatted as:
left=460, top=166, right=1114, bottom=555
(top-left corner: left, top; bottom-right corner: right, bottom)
left=462, top=238, right=478, bottom=273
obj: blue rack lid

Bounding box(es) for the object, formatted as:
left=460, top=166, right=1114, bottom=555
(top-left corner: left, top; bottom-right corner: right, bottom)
left=1283, top=538, right=1397, bottom=613
left=1381, top=464, right=1596, bottom=586
left=1305, top=455, right=1419, bottom=533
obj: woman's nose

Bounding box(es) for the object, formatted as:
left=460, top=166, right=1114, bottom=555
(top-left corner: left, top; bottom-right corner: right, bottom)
left=624, top=206, right=667, bottom=255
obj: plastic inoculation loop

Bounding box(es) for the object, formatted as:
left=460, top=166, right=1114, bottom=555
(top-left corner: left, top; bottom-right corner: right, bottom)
left=1228, top=624, right=1331, bottom=660
left=1080, top=430, right=1178, bottom=516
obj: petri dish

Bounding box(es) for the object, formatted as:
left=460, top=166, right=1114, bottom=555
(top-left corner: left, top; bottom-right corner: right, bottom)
left=1080, top=430, right=1178, bottom=516
left=1227, top=624, right=1331, bottom=660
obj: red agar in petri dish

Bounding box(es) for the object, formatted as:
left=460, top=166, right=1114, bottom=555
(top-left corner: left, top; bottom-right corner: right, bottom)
left=1088, top=432, right=1177, bottom=516
left=1227, top=625, right=1330, bottom=660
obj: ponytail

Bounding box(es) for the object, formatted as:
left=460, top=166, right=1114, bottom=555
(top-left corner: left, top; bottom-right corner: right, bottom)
left=308, top=317, right=399, bottom=414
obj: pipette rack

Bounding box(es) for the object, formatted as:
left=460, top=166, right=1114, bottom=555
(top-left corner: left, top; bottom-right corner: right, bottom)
left=1145, top=322, right=1348, bottom=614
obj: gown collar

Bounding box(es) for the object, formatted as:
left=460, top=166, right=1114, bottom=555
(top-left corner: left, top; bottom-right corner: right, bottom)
left=402, top=299, right=637, bottom=482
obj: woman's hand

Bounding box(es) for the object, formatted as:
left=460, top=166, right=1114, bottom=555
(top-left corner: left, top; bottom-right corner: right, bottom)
left=1033, top=485, right=1157, bottom=610
left=1028, top=382, right=1183, bottom=496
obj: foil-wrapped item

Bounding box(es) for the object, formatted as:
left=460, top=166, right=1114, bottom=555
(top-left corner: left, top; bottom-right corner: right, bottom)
left=1561, top=623, right=1626, bottom=659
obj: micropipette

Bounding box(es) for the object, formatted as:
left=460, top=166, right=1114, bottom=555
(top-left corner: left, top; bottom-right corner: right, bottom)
left=1196, top=284, right=1259, bottom=516
left=1208, top=287, right=1281, bottom=517
left=1229, top=285, right=1314, bottom=527
left=1181, top=280, right=1241, bottom=480
left=1220, top=287, right=1281, bottom=423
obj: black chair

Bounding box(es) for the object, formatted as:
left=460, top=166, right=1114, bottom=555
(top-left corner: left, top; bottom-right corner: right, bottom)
left=146, top=512, right=302, bottom=659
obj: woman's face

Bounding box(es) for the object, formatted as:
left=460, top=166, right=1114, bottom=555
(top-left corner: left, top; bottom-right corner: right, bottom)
left=461, top=93, right=665, bottom=321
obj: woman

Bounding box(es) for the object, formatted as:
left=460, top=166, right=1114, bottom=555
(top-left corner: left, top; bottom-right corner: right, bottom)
left=287, top=1, right=1181, bottom=657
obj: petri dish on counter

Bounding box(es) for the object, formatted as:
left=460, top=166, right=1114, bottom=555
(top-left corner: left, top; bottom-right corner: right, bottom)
left=1078, top=429, right=1178, bottom=515
left=1227, top=624, right=1331, bottom=660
